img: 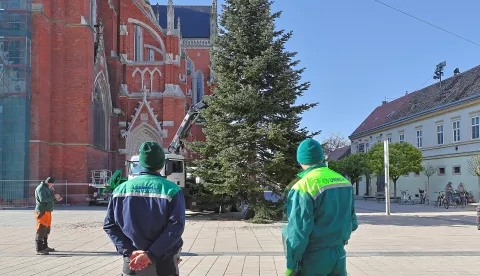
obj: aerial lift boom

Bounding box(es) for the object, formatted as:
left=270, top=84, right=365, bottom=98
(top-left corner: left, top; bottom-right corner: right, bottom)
left=167, top=97, right=209, bottom=155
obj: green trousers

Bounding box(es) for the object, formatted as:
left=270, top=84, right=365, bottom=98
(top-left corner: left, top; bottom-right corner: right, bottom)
left=299, top=246, right=347, bottom=276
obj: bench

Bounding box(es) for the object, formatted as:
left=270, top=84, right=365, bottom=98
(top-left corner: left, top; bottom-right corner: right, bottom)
left=376, top=196, right=401, bottom=203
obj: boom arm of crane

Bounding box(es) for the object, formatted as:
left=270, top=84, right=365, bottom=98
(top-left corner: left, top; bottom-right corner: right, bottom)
left=167, top=98, right=210, bottom=154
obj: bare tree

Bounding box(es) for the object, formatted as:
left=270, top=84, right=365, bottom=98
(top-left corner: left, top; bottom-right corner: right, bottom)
left=423, top=163, right=435, bottom=201
left=322, top=132, right=350, bottom=156
left=468, top=154, right=480, bottom=201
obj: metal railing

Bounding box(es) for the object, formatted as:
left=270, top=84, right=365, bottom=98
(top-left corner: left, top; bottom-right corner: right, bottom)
left=0, top=180, right=98, bottom=208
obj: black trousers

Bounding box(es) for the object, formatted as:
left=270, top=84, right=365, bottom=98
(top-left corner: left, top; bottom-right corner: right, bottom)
left=36, top=224, right=51, bottom=242
left=122, top=255, right=179, bottom=276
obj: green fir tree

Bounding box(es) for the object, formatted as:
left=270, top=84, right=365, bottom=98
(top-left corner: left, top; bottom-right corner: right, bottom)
left=189, top=0, right=318, bottom=221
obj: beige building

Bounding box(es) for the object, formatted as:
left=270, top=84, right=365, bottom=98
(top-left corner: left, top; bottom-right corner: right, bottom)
left=349, top=65, right=480, bottom=201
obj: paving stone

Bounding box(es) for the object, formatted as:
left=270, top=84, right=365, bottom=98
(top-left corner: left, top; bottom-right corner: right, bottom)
left=1, top=201, right=480, bottom=275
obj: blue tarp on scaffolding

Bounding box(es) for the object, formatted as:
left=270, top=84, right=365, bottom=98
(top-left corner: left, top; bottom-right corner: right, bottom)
left=0, top=0, right=31, bottom=192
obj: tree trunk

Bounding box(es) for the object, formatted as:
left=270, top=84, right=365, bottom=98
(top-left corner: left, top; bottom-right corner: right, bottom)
left=365, top=175, right=370, bottom=196
left=393, top=180, right=397, bottom=202
left=356, top=180, right=359, bottom=196
left=427, top=177, right=430, bottom=201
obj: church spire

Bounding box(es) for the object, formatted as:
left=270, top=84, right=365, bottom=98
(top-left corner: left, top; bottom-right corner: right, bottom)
left=210, top=0, right=218, bottom=41
left=155, top=3, right=160, bottom=22
left=167, top=0, right=175, bottom=35
left=177, top=16, right=182, bottom=38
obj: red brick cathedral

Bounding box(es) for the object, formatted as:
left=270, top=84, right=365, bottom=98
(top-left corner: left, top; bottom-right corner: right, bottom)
left=29, top=0, right=216, bottom=183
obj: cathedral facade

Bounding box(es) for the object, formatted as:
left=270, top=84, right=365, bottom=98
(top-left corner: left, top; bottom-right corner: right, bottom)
left=29, top=0, right=215, bottom=190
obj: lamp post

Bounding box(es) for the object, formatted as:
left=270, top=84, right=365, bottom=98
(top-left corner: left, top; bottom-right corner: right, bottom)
left=384, top=140, right=391, bottom=216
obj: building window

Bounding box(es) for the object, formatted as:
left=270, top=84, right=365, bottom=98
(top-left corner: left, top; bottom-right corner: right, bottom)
left=148, top=49, right=155, bottom=61
left=437, top=124, right=444, bottom=145
left=387, top=135, right=392, bottom=143
left=399, top=133, right=404, bottom=143
left=358, top=143, right=365, bottom=153
left=453, top=166, right=461, bottom=175
left=416, top=129, right=423, bottom=148
left=453, top=120, right=460, bottom=142
left=195, top=71, right=204, bottom=104
left=472, top=116, right=480, bottom=140
left=365, top=143, right=369, bottom=152
left=134, top=25, right=143, bottom=62
left=438, top=167, right=445, bottom=176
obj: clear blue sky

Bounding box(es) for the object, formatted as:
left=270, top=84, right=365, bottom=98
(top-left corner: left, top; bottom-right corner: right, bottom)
left=155, top=0, right=480, bottom=141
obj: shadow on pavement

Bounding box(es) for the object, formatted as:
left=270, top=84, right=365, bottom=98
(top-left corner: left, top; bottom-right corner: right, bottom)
left=186, top=211, right=245, bottom=221
left=357, top=214, right=476, bottom=227
left=356, top=202, right=476, bottom=214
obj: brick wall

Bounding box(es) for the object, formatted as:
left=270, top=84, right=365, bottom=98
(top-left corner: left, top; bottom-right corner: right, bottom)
left=29, top=0, right=211, bottom=200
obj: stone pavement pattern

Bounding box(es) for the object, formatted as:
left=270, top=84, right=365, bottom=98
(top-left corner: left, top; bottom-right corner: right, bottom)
left=1, top=201, right=480, bottom=275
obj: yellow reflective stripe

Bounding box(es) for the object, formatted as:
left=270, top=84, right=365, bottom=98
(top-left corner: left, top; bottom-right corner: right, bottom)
left=311, top=183, right=352, bottom=200
left=291, top=167, right=351, bottom=198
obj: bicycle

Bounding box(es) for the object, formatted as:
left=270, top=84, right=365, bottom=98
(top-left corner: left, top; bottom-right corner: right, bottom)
left=458, top=191, right=468, bottom=208
left=418, top=189, right=429, bottom=205
left=443, top=190, right=459, bottom=209
left=400, top=190, right=414, bottom=205
left=435, top=191, right=445, bottom=207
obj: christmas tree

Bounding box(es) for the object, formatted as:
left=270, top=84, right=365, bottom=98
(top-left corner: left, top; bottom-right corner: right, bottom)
left=190, top=0, right=318, bottom=220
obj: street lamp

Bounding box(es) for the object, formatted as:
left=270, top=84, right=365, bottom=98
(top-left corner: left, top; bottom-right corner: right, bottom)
left=384, top=139, right=391, bottom=216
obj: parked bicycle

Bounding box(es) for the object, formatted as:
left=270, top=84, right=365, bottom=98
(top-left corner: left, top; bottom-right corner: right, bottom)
left=435, top=191, right=446, bottom=207
left=418, top=189, right=429, bottom=205
left=443, top=190, right=462, bottom=209
left=458, top=190, right=468, bottom=208
left=400, top=190, right=414, bottom=205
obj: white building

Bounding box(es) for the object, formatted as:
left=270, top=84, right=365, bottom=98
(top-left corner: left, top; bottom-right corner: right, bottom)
left=349, top=65, right=480, bottom=201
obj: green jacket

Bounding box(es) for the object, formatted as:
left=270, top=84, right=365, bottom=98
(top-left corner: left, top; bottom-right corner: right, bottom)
left=35, top=183, right=55, bottom=212
left=282, top=164, right=358, bottom=275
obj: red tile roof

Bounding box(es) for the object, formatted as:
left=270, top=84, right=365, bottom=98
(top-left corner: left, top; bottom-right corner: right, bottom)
left=350, top=64, right=480, bottom=138
left=350, top=93, right=415, bottom=137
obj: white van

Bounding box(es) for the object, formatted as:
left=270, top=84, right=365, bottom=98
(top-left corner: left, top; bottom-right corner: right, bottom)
left=127, top=154, right=186, bottom=188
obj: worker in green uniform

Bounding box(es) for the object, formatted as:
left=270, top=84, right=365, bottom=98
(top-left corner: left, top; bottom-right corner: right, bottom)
left=282, top=138, right=358, bottom=276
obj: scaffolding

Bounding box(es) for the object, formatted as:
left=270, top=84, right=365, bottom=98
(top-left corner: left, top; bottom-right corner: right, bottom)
left=0, top=0, right=31, bottom=189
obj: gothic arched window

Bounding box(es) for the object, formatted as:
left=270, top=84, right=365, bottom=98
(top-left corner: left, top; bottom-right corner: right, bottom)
left=195, top=71, right=204, bottom=104
left=93, top=81, right=109, bottom=150
left=134, top=25, right=143, bottom=61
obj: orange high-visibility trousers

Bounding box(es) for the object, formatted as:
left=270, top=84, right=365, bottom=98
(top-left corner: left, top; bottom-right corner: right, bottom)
left=35, top=211, right=52, bottom=230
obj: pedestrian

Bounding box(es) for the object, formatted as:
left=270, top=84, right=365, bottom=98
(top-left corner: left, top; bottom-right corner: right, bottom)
left=104, top=141, right=185, bottom=276
left=282, top=138, right=358, bottom=276
left=35, top=176, right=62, bottom=255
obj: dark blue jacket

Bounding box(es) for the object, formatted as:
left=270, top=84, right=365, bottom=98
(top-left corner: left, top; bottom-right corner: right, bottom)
left=103, top=172, right=185, bottom=260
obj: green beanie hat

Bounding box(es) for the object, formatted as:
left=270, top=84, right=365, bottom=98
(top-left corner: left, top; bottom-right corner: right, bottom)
left=139, top=141, right=166, bottom=171
left=297, top=138, right=324, bottom=165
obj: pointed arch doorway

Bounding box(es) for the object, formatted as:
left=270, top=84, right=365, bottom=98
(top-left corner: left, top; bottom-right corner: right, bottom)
left=125, top=123, right=163, bottom=161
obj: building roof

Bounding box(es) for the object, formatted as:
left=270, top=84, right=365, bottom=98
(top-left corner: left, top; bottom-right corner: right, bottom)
left=152, top=5, right=212, bottom=38
left=350, top=65, right=480, bottom=138
left=328, top=145, right=351, bottom=161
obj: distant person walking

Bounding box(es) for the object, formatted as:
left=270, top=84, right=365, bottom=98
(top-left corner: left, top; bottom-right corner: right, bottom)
left=282, top=138, right=358, bottom=276
left=35, top=177, right=62, bottom=255
left=104, top=141, right=185, bottom=276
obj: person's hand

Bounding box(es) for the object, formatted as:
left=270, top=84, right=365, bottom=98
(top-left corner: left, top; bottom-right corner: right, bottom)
left=129, top=250, right=145, bottom=260
left=54, top=194, right=62, bottom=201
left=129, top=251, right=152, bottom=271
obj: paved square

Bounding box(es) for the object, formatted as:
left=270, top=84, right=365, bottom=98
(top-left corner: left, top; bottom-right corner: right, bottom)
left=1, top=200, right=480, bottom=275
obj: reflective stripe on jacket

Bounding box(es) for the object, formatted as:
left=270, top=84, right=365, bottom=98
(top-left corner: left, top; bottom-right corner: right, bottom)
left=282, top=164, right=358, bottom=274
